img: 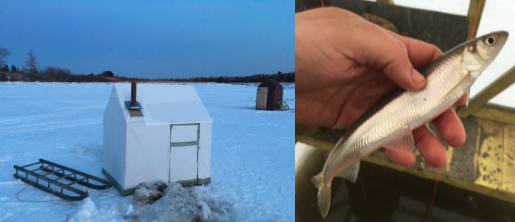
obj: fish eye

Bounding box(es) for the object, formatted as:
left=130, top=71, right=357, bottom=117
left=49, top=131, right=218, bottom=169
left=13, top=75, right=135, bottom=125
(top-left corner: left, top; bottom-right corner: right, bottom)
left=485, top=36, right=495, bottom=45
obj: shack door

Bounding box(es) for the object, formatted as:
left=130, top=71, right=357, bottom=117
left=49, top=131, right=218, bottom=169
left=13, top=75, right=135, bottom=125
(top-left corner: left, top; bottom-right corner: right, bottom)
left=256, top=87, right=268, bottom=110
left=169, top=123, right=200, bottom=184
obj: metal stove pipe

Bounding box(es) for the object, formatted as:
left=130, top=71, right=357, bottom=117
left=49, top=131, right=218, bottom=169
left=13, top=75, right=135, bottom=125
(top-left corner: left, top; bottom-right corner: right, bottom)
left=130, top=81, right=137, bottom=108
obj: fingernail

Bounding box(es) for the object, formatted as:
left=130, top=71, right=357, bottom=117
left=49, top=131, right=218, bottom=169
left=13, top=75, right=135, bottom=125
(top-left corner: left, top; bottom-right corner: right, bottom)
left=412, top=70, right=425, bottom=83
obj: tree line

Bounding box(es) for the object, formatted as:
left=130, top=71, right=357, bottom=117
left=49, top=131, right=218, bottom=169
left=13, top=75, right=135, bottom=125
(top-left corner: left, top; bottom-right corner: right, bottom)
left=169, top=71, right=295, bottom=83
left=0, top=46, right=294, bottom=83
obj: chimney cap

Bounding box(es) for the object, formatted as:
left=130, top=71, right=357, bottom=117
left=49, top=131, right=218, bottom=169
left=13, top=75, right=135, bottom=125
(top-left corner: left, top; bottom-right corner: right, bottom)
left=125, top=101, right=141, bottom=110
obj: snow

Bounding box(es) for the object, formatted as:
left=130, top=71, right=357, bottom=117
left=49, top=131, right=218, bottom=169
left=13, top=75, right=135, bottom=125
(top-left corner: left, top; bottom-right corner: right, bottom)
left=0, top=82, right=294, bottom=221
left=127, top=182, right=236, bottom=221
left=69, top=198, right=97, bottom=222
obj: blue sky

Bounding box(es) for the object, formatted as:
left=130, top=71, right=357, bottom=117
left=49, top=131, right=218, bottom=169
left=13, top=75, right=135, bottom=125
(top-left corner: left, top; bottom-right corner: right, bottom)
left=0, top=1, right=293, bottom=79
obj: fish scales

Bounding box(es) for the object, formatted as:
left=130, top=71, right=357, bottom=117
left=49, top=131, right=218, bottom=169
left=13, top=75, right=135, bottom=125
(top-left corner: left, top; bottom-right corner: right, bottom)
left=311, top=31, right=509, bottom=218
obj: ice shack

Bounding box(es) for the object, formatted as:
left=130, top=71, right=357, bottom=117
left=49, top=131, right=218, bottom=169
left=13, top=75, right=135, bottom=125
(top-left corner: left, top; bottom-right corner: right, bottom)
left=255, top=79, right=283, bottom=111
left=102, top=83, right=212, bottom=196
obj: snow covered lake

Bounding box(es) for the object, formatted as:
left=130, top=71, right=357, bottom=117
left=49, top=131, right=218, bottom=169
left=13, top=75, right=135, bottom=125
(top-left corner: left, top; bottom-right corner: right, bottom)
left=0, top=82, right=295, bottom=221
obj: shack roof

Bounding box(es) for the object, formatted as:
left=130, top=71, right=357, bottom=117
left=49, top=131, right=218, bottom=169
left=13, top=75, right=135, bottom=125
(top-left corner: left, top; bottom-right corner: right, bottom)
left=111, top=83, right=212, bottom=125
left=258, top=79, right=283, bottom=88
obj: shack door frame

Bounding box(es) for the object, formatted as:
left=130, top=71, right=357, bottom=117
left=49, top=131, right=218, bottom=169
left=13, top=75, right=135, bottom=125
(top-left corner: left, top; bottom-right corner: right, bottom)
left=169, top=123, right=200, bottom=186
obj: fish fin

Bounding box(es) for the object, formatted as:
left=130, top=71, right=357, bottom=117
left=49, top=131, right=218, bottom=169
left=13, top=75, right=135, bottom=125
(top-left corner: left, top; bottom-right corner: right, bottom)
left=466, top=89, right=470, bottom=107
left=311, top=173, right=331, bottom=218
left=335, top=160, right=360, bottom=183
left=383, top=127, right=415, bottom=153
left=446, top=74, right=472, bottom=102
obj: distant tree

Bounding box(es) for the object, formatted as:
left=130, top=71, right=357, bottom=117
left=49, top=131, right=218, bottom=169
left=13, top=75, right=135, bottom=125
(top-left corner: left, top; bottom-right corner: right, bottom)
left=89, top=73, right=94, bottom=76
left=278, top=71, right=285, bottom=81
left=11, top=65, right=17, bottom=73
left=0, top=73, right=7, bottom=81
left=1, top=65, right=8, bottom=72
left=102, top=70, right=114, bottom=77
left=0, top=47, right=10, bottom=67
left=24, top=50, right=38, bottom=73
left=43, top=66, right=71, bottom=75
left=287, top=74, right=294, bottom=82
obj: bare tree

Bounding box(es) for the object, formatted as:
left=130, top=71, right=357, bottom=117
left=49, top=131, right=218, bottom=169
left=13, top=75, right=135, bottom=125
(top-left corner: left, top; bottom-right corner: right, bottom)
left=0, top=47, right=10, bottom=67
left=24, top=50, right=39, bottom=73
left=11, top=65, right=17, bottom=73
left=1, top=65, right=9, bottom=72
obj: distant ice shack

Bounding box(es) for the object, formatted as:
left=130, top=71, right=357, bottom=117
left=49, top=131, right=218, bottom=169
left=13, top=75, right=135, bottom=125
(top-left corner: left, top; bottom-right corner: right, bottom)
left=256, top=79, right=284, bottom=111
left=102, top=82, right=212, bottom=196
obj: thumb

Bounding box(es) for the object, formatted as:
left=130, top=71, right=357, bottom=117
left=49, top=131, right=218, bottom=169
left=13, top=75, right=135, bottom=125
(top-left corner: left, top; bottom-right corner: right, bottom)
left=381, top=39, right=426, bottom=91
left=350, top=25, right=426, bottom=91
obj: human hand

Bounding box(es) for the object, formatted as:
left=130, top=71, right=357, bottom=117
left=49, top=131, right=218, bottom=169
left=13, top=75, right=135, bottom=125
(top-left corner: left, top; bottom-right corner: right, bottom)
left=295, top=7, right=468, bottom=168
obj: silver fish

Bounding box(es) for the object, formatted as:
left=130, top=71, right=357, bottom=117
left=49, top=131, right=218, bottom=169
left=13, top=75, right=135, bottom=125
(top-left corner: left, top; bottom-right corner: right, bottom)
left=312, top=31, right=509, bottom=218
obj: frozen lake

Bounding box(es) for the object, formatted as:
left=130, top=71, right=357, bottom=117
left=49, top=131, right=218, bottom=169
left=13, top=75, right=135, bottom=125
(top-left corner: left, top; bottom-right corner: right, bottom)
left=0, top=82, right=294, bottom=221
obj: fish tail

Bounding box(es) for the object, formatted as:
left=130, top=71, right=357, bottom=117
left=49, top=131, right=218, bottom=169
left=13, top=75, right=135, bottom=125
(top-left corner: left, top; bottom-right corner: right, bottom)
left=311, top=173, right=331, bottom=218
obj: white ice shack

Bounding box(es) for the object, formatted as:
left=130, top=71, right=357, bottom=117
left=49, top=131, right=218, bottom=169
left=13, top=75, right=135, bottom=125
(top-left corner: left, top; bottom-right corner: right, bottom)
left=102, top=83, right=212, bottom=196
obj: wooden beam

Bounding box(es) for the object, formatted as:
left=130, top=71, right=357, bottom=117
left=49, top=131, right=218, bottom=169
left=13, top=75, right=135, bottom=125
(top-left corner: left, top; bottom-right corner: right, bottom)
left=503, top=125, right=515, bottom=193
left=457, top=65, right=515, bottom=118
left=295, top=136, right=515, bottom=205
left=363, top=154, right=515, bottom=205
left=296, top=135, right=334, bottom=151
left=473, top=118, right=504, bottom=190
left=466, top=103, right=515, bottom=125
left=376, top=0, right=395, bottom=5
left=466, top=0, right=487, bottom=40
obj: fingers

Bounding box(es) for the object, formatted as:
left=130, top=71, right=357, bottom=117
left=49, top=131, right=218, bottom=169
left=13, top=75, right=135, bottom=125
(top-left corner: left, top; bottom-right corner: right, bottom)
left=385, top=109, right=465, bottom=168
left=383, top=148, right=416, bottom=167
left=401, top=38, right=443, bottom=70
left=346, top=24, right=426, bottom=91
left=413, top=124, right=448, bottom=168
left=349, top=27, right=446, bottom=92
left=297, top=7, right=442, bottom=93
left=432, top=108, right=466, bottom=148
